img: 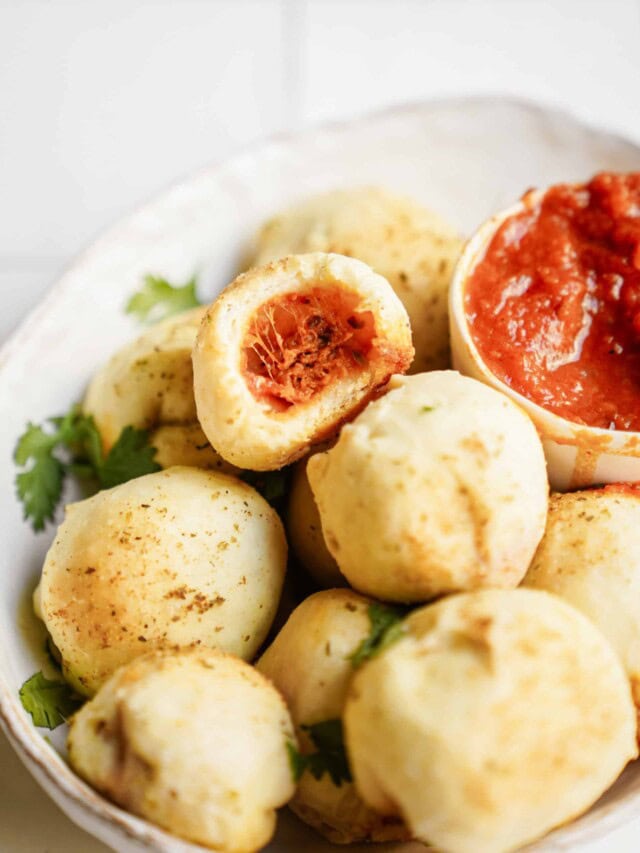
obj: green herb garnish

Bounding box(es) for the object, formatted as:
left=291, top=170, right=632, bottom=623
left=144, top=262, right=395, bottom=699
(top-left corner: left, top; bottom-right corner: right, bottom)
left=96, top=425, right=162, bottom=488
left=348, top=602, right=408, bottom=667
left=241, top=467, right=291, bottom=507
left=420, top=405, right=435, bottom=413
left=19, top=672, right=83, bottom=730
left=288, top=719, right=352, bottom=787
left=14, top=405, right=160, bottom=531
left=126, top=274, right=201, bottom=324
left=286, top=740, right=307, bottom=783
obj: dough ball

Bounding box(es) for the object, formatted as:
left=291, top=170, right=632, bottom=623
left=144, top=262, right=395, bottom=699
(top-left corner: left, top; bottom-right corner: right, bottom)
left=524, top=485, right=640, bottom=710
left=308, top=371, right=548, bottom=602
left=249, top=187, right=463, bottom=373
left=193, top=253, right=414, bottom=471
left=68, top=648, right=295, bottom=852
left=151, top=423, right=238, bottom=473
left=344, top=589, right=637, bottom=853
left=258, top=589, right=370, bottom=733
left=35, top=467, right=286, bottom=696
left=84, top=308, right=202, bottom=447
left=257, top=589, right=408, bottom=844
left=286, top=457, right=344, bottom=588
left=84, top=308, right=230, bottom=471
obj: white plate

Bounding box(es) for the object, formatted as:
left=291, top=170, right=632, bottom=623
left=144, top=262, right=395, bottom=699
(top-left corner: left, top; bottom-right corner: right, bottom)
left=2, top=97, right=640, bottom=853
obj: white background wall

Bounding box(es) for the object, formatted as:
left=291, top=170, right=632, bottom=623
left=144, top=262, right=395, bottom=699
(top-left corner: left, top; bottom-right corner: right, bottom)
left=2, top=1, right=640, bottom=849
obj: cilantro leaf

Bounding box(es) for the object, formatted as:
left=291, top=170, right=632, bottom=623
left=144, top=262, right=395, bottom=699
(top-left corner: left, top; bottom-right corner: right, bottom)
left=241, top=467, right=291, bottom=507
left=14, top=422, right=58, bottom=465
left=19, top=672, right=83, bottom=729
left=14, top=405, right=160, bottom=531
left=286, top=740, right=307, bottom=783
left=97, top=425, right=161, bottom=488
left=69, top=414, right=103, bottom=471
left=348, top=602, right=409, bottom=668
left=287, top=720, right=352, bottom=787
left=126, top=274, right=201, bottom=324
left=300, top=719, right=352, bottom=786
left=16, top=454, right=65, bottom=532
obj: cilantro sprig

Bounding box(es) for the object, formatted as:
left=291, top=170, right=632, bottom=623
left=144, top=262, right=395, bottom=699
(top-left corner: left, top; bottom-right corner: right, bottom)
left=348, top=602, right=409, bottom=668
left=126, top=274, right=201, bottom=324
left=287, top=718, right=352, bottom=787
left=19, top=671, right=83, bottom=730
left=14, top=405, right=160, bottom=531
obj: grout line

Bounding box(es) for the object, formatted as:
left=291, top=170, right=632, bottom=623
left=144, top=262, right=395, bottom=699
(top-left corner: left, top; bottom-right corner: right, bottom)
left=281, top=0, right=307, bottom=131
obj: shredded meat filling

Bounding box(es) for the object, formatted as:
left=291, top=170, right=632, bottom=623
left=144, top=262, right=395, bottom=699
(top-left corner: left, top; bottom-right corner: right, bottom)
left=243, top=286, right=376, bottom=408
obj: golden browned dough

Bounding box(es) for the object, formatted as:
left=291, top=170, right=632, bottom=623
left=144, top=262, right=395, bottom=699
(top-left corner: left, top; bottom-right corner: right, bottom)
left=524, top=485, right=640, bottom=722
left=257, top=590, right=409, bottom=844
left=68, top=648, right=296, bottom=851
left=285, top=456, right=344, bottom=588
left=249, top=187, right=464, bottom=373
left=308, top=371, right=549, bottom=602
left=193, top=253, right=413, bottom=471
left=344, top=589, right=637, bottom=853
left=34, top=467, right=286, bottom=696
left=83, top=308, right=235, bottom=473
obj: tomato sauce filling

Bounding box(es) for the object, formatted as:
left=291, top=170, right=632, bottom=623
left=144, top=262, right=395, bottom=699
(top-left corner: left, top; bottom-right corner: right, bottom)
left=466, top=172, right=640, bottom=431
left=593, top=482, right=640, bottom=498
left=243, top=285, right=379, bottom=410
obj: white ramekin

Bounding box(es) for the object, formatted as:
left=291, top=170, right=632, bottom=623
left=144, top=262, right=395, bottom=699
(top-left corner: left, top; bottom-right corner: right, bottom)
left=449, top=193, right=640, bottom=491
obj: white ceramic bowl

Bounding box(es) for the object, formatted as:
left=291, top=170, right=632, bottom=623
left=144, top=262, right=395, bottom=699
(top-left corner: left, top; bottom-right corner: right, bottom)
left=450, top=191, right=640, bottom=491
left=3, top=98, right=640, bottom=853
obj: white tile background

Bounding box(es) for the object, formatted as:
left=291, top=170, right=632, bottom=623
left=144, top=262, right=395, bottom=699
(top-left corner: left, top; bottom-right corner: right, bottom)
left=2, top=0, right=640, bottom=343
left=2, top=0, right=640, bottom=849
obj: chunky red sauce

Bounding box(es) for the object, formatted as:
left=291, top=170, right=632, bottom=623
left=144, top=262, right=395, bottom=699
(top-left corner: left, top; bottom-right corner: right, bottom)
left=466, top=172, right=640, bottom=430
left=243, top=286, right=377, bottom=410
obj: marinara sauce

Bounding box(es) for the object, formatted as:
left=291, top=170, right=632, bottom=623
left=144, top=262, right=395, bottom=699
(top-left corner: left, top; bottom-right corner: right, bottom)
left=466, top=172, right=640, bottom=431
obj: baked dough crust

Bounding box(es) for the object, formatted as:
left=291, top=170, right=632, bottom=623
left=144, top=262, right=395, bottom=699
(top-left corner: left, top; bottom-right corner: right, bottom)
left=84, top=308, right=234, bottom=472
left=35, top=467, right=286, bottom=695
left=257, top=590, right=409, bottom=844
left=249, top=187, right=463, bottom=373
left=85, top=308, right=204, bottom=447
left=308, top=371, right=548, bottom=602
left=285, top=455, right=344, bottom=588
left=344, top=589, right=637, bottom=853
left=524, top=486, right=640, bottom=713
left=68, top=648, right=295, bottom=851
left=193, top=253, right=413, bottom=471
